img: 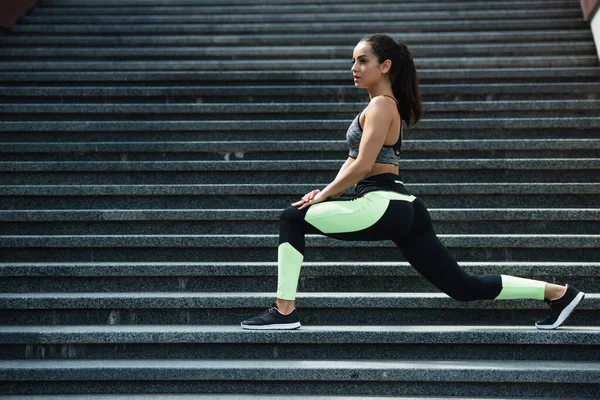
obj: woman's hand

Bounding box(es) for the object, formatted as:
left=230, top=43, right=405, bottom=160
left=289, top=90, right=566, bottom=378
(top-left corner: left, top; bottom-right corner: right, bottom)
left=291, top=189, right=327, bottom=210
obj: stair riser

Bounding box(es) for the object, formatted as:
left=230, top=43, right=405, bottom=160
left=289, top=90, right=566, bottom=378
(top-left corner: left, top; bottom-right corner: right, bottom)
left=3, top=44, right=595, bottom=59
left=0, top=170, right=597, bottom=184
left=0, top=380, right=598, bottom=398
left=2, top=342, right=597, bottom=361
left=1, top=194, right=597, bottom=209
left=1, top=88, right=599, bottom=102
left=17, top=9, right=585, bottom=24
left=0, top=247, right=596, bottom=263
left=7, top=19, right=589, bottom=34
left=3, top=149, right=599, bottom=161
left=1, top=128, right=599, bottom=141
left=2, top=150, right=600, bottom=161
left=1, top=275, right=597, bottom=293
left=0, top=308, right=595, bottom=327
left=29, top=2, right=584, bottom=15
left=3, top=109, right=600, bottom=120
left=1, top=220, right=597, bottom=235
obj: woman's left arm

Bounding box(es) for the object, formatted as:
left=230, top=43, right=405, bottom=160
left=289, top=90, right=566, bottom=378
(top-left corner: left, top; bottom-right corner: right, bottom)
left=297, top=98, right=394, bottom=209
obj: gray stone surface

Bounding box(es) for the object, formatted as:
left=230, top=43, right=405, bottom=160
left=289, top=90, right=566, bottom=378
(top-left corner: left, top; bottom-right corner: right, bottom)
left=0, top=396, right=588, bottom=400
left=1, top=69, right=600, bottom=83
left=1, top=158, right=599, bottom=171
left=1, top=56, right=597, bottom=72
left=0, top=397, right=583, bottom=400
left=1, top=261, right=598, bottom=277
left=1, top=86, right=600, bottom=100
left=2, top=100, right=599, bottom=113
left=0, top=29, right=591, bottom=47
left=2, top=42, right=593, bottom=58
left=0, top=182, right=597, bottom=195
left=1, top=325, right=598, bottom=345
left=6, top=18, right=587, bottom=36
left=19, top=9, right=583, bottom=25
left=1, top=208, right=598, bottom=222
left=0, top=359, right=598, bottom=383
left=0, top=233, right=597, bottom=249
left=0, top=292, right=597, bottom=310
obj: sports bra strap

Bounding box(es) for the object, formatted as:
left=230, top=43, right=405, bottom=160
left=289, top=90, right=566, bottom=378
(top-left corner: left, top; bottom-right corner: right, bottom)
left=381, top=94, right=398, bottom=105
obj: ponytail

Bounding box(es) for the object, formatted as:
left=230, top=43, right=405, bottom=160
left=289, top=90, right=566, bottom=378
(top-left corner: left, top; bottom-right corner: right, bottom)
left=361, top=34, right=423, bottom=127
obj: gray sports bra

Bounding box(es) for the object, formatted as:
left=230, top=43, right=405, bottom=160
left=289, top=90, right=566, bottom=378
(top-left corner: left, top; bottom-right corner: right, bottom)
left=345, top=96, right=404, bottom=166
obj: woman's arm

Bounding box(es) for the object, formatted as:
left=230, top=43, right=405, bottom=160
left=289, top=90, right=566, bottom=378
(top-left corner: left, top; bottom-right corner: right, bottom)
left=318, top=97, right=395, bottom=200
left=328, top=157, right=354, bottom=198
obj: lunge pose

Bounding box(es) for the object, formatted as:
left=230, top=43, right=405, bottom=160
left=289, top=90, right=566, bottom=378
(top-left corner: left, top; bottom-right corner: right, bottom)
left=241, top=34, right=585, bottom=330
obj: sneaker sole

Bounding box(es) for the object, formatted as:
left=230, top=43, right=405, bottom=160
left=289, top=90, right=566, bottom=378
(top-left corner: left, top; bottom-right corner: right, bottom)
left=536, top=291, right=585, bottom=330
left=240, top=322, right=301, bottom=330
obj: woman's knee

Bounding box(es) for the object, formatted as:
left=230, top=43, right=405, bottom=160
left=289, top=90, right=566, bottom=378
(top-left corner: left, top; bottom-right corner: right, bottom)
left=280, top=205, right=307, bottom=225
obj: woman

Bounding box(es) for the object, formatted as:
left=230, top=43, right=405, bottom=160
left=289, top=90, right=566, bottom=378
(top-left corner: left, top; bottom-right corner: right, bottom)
left=241, top=34, right=584, bottom=331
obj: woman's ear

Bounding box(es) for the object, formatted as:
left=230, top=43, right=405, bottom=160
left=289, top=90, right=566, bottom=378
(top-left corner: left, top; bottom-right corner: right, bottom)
left=380, top=59, right=392, bottom=74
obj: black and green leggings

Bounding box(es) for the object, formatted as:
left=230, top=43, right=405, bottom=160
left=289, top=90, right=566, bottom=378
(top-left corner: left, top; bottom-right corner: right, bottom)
left=277, top=173, right=547, bottom=301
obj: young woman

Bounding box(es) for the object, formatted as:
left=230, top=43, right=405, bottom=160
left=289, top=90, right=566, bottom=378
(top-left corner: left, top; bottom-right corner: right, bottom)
left=241, top=34, right=585, bottom=331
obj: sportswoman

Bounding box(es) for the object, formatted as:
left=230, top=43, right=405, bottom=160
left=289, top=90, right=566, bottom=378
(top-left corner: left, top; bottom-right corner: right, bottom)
left=241, top=34, right=585, bottom=331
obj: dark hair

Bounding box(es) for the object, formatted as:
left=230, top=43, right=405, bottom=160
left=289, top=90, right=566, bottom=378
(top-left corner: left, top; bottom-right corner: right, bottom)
left=360, top=34, right=423, bottom=127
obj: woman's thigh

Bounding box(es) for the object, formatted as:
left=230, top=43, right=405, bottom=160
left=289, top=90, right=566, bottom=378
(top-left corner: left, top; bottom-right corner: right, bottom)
left=300, top=191, right=416, bottom=241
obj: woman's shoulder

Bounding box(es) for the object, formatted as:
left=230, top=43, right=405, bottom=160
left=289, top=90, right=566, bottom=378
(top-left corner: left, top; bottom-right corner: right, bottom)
left=363, top=96, right=398, bottom=121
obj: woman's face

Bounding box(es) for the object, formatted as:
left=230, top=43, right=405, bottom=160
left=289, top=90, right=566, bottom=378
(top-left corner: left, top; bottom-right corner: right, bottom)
left=351, top=41, right=386, bottom=89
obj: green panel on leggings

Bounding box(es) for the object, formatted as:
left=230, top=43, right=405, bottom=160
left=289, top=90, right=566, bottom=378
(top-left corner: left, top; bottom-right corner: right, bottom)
left=496, top=275, right=546, bottom=300
left=277, top=242, right=303, bottom=300
left=305, top=191, right=416, bottom=234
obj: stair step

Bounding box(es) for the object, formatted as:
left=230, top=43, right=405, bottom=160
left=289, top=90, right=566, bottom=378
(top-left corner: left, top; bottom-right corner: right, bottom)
left=2, top=261, right=597, bottom=277
left=1, top=84, right=598, bottom=104
left=7, top=19, right=588, bottom=35
left=0, top=360, right=600, bottom=386
left=0, top=160, right=597, bottom=185
left=1, top=293, right=596, bottom=326
left=34, top=0, right=584, bottom=7
left=0, top=100, right=599, bottom=113
left=3, top=324, right=599, bottom=345
left=2, top=208, right=597, bottom=221
left=1, top=208, right=596, bottom=236
left=3, top=43, right=595, bottom=59
left=18, top=10, right=585, bottom=26
left=3, top=69, right=599, bottom=83
left=1, top=30, right=592, bottom=46
left=1, top=325, right=598, bottom=361
left=0, top=396, right=584, bottom=400
left=1, top=234, right=597, bottom=248
left=1, top=262, right=598, bottom=293
left=2, top=57, right=596, bottom=72
left=1, top=138, right=598, bottom=150
left=0, top=236, right=597, bottom=262
left=0, top=183, right=596, bottom=210
left=31, top=0, right=582, bottom=14
left=1, top=291, right=597, bottom=310
left=1, top=139, right=599, bottom=162
left=1, top=117, right=599, bottom=130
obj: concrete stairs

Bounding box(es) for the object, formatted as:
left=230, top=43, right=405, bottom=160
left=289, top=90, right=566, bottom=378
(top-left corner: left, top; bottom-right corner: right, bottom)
left=0, top=0, right=599, bottom=397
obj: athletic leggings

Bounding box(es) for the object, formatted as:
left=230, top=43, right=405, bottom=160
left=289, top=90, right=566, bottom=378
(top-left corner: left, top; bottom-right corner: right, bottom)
left=277, top=173, right=547, bottom=301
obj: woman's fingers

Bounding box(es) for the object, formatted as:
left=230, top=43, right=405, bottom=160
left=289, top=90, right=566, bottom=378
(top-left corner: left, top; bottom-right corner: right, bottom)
left=292, top=189, right=322, bottom=207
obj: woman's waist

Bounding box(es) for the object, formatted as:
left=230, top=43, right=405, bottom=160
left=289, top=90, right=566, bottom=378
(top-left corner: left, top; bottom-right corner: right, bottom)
left=354, top=173, right=411, bottom=197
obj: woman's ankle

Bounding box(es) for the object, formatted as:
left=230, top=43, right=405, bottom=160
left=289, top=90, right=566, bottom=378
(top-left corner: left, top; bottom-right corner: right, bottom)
left=545, top=283, right=567, bottom=301
left=275, top=298, right=295, bottom=315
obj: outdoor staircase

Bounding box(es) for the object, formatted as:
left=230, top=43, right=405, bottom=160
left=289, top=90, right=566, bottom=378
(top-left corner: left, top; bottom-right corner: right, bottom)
left=0, top=0, right=599, bottom=398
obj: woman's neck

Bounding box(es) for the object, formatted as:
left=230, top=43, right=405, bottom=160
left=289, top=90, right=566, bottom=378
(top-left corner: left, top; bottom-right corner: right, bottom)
left=367, top=80, right=394, bottom=100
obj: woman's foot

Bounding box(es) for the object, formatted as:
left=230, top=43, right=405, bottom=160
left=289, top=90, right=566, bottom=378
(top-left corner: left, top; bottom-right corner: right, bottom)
left=241, top=302, right=301, bottom=330
left=536, top=284, right=585, bottom=330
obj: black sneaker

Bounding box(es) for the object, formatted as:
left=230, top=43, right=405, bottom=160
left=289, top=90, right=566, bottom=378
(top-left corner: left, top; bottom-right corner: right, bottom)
left=241, top=302, right=301, bottom=330
left=536, top=284, right=585, bottom=330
